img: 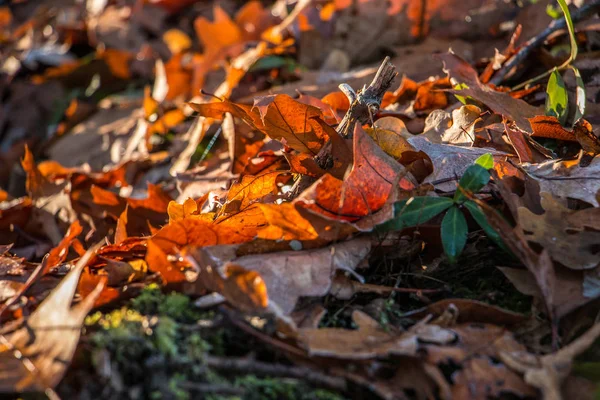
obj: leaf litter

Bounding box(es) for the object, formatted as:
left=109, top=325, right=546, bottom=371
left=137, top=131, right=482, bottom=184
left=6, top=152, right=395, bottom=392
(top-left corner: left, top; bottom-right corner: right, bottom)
left=1, top=0, right=600, bottom=399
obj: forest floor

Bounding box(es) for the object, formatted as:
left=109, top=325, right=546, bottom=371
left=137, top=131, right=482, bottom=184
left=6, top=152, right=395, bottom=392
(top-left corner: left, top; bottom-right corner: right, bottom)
left=1, top=0, right=600, bottom=399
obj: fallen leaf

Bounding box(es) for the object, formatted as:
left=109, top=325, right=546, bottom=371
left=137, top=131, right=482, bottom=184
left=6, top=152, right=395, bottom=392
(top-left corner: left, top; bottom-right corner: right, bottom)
left=189, top=95, right=329, bottom=154
left=452, top=357, right=536, bottom=400
left=408, top=136, right=508, bottom=192
left=298, top=310, right=455, bottom=359
left=517, top=193, right=600, bottom=270
left=188, top=238, right=371, bottom=315
left=438, top=52, right=541, bottom=131
left=529, top=115, right=577, bottom=141
left=219, top=171, right=289, bottom=217
left=404, top=298, right=527, bottom=327
left=522, top=156, right=600, bottom=207
left=500, top=323, right=600, bottom=400
left=0, top=248, right=103, bottom=392
left=43, top=220, right=83, bottom=274
left=295, top=125, right=413, bottom=227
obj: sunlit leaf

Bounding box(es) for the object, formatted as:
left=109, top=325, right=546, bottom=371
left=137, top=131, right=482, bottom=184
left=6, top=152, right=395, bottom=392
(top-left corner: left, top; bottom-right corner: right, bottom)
left=545, top=68, right=568, bottom=126
left=474, top=153, right=494, bottom=170
left=441, top=206, right=468, bottom=263
left=570, top=65, right=586, bottom=122
left=557, top=0, right=577, bottom=62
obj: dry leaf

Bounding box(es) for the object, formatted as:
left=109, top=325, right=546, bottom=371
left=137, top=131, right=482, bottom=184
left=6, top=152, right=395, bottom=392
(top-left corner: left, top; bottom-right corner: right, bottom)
left=189, top=237, right=371, bottom=315
left=518, top=193, right=600, bottom=270
left=298, top=310, right=455, bottom=359
left=0, top=248, right=103, bottom=392
left=438, top=52, right=541, bottom=131
left=523, top=156, right=600, bottom=207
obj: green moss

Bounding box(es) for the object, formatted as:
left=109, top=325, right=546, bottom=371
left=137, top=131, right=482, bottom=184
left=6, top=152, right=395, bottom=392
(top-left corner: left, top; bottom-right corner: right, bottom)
left=205, top=375, right=347, bottom=400
left=130, top=284, right=204, bottom=323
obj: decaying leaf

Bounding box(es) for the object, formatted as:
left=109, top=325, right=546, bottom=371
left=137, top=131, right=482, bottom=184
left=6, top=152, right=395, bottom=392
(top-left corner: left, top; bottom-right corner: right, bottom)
left=438, top=52, right=541, bottom=131
left=408, top=136, right=507, bottom=192
left=0, top=248, right=103, bottom=392
left=500, top=323, right=600, bottom=400
left=518, top=193, right=600, bottom=270
left=188, top=238, right=371, bottom=315
left=523, top=156, right=600, bottom=207
left=298, top=310, right=455, bottom=359
left=295, top=125, right=414, bottom=228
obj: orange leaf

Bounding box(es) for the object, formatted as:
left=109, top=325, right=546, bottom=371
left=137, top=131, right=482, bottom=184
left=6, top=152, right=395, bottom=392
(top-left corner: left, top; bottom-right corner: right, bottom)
left=43, top=220, right=83, bottom=274
left=168, top=198, right=200, bottom=222
left=114, top=207, right=129, bottom=245
left=150, top=219, right=253, bottom=255
left=234, top=1, right=272, bottom=41
left=190, top=95, right=329, bottom=154
left=128, top=183, right=172, bottom=213
left=257, top=203, right=319, bottom=241
left=413, top=78, right=451, bottom=112
left=528, top=115, right=577, bottom=141
left=21, top=146, right=49, bottom=198
left=220, top=171, right=288, bottom=216
left=97, top=48, right=132, bottom=80
left=194, top=5, right=242, bottom=58
left=146, top=239, right=187, bottom=284
left=295, top=125, right=408, bottom=222
left=162, top=28, right=192, bottom=54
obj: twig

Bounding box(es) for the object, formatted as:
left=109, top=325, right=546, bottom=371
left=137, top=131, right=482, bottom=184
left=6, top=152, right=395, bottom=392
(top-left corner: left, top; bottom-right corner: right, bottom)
left=290, top=57, right=397, bottom=197
left=219, top=306, right=308, bottom=358
left=489, top=0, right=600, bottom=86
left=205, top=356, right=348, bottom=392
left=335, top=56, right=397, bottom=139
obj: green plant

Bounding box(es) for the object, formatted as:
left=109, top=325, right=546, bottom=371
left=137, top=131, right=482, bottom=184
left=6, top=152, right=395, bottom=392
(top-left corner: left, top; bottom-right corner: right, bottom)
left=377, top=154, right=505, bottom=263
left=533, top=0, right=586, bottom=125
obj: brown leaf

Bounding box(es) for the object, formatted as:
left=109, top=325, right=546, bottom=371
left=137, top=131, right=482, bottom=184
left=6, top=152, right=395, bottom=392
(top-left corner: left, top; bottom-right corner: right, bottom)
left=0, top=248, right=103, bottom=392
left=500, top=323, right=600, bottom=400
left=295, top=125, right=412, bottom=225
left=518, top=193, right=600, bottom=270
left=404, top=298, right=527, bottom=327
left=298, top=310, right=455, bottom=359
left=438, top=52, right=541, bottom=131
left=522, top=157, right=600, bottom=207
left=190, top=238, right=371, bottom=315
left=452, top=357, right=536, bottom=400
left=497, top=266, right=588, bottom=319
left=480, top=201, right=561, bottom=321
left=189, top=95, right=329, bottom=154
left=408, top=135, right=508, bottom=192
left=505, top=120, right=553, bottom=163
left=43, top=220, right=83, bottom=274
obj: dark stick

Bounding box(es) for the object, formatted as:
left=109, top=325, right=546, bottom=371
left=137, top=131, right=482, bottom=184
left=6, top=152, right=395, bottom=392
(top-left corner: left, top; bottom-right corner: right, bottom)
left=205, top=356, right=348, bottom=392
left=289, top=57, right=397, bottom=198
left=489, top=0, right=600, bottom=86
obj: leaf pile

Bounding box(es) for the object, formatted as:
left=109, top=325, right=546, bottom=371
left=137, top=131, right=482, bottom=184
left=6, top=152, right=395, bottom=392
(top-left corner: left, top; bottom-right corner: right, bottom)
left=1, top=0, right=600, bottom=399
